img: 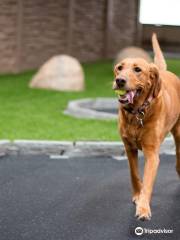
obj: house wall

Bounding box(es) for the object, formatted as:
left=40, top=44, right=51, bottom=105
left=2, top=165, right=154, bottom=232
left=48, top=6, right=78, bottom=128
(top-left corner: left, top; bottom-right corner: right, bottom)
left=0, top=0, right=138, bottom=73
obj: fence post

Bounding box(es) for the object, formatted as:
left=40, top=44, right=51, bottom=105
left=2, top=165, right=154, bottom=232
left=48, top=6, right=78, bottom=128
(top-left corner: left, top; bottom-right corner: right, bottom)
left=16, top=0, right=23, bottom=72
left=67, top=0, right=75, bottom=54
left=104, top=0, right=114, bottom=58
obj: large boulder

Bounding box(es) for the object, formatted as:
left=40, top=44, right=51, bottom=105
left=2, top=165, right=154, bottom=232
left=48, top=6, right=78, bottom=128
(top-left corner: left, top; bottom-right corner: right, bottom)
left=29, top=55, right=85, bottom=91
left=115, top=46, right=152, bottom=64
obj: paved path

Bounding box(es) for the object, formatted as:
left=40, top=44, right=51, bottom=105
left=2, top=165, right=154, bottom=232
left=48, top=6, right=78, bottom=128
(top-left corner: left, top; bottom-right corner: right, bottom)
left=0, top=154, right=179, bottom=240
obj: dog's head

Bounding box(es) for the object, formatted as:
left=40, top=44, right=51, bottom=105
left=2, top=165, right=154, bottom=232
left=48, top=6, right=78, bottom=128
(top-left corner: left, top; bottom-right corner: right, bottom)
left=113, top=58, right=161, bottom=105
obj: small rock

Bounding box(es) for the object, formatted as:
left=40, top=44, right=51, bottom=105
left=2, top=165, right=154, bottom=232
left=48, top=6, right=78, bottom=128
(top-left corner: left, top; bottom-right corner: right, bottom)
left=29, top=55, right=85, bottom=91
left=115, top=46, right=152, bottom=65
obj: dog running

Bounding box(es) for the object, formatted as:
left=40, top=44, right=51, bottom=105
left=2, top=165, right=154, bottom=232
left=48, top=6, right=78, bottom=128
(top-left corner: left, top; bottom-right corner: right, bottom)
left=113, top=34, right=180, bottom=220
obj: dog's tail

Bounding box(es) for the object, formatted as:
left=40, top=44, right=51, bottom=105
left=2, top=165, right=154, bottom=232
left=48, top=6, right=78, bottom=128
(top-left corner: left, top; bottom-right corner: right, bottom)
left=152, top=33, right=167, bottom=71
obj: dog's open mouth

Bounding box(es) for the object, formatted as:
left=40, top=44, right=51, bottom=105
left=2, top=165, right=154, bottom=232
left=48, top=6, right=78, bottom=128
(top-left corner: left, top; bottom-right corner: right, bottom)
left=117, top=89, right=141, bottom=104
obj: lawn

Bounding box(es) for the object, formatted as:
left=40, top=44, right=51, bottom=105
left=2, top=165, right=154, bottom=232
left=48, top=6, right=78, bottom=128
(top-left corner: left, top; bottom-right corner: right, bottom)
left=0, top=59, right=179, bottom=141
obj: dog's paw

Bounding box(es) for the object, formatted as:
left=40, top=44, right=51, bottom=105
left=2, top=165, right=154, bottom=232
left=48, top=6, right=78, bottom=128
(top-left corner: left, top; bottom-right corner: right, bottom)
left=135, top=201, right=151, bottom=221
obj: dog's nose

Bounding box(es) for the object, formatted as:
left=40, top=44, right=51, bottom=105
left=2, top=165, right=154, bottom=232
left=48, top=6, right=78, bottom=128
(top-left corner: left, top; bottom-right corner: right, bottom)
left=115, top=78, right=126, bottom=88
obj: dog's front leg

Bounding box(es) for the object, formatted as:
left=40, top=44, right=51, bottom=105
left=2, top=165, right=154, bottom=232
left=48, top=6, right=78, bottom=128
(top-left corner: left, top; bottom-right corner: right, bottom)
left=136, top=147, right=160, bottom=220
left=124, top=143, right=142, bottom=204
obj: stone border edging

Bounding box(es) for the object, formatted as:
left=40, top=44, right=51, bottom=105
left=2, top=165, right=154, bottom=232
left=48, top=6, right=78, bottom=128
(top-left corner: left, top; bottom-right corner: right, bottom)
left=64, top=98, right=118, bottom=120
left=0, top=136, right=175, bottom=157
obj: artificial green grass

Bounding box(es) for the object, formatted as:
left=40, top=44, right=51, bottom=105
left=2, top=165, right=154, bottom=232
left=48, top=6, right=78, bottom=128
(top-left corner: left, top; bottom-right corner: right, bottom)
left=0, top=59, right=179, bottom=141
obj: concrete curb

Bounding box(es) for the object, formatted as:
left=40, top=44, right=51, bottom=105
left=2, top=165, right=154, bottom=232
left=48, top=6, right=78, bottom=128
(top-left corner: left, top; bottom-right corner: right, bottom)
left=0, top=140, right=11, bottom=157
left=4, top=140, right=73, bottom=155
left=0, top=136, right=175, bottom=157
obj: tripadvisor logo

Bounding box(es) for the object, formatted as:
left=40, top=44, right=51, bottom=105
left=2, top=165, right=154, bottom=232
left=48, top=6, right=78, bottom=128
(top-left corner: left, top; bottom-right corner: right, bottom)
left=135, top=227, right=173, bottom=235
left=135, top=227, right=143, bottom=236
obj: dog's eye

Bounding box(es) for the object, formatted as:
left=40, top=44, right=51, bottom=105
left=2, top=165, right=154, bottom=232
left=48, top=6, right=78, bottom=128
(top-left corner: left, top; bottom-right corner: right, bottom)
left=117, top=65, right=123, bottom=71
left=134, top=67, right=142, bottom=73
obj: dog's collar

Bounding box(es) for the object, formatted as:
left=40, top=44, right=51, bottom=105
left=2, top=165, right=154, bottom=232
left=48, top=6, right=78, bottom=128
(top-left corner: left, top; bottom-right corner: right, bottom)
left=123, top=96, right=153, bottom=127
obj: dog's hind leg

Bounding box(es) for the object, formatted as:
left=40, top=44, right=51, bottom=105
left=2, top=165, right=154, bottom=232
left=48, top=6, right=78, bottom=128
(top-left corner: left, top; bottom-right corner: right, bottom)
left=171, top=117, right=180, bottom=176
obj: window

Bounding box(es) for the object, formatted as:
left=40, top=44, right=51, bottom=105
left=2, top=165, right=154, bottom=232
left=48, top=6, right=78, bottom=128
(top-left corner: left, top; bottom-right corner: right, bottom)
left=139, top=0, right=180, bottom=26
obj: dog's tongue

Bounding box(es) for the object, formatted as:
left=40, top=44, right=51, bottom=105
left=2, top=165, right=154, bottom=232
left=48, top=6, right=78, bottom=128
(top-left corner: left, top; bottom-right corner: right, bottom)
left=118, top=90, right=136, bottom=104
left=126, top=90, right=136, bottom=104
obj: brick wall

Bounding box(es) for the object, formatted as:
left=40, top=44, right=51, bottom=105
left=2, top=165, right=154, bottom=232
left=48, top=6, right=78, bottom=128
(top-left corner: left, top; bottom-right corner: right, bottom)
left=0, top=0, right=138, bottom=73
left=0, top=0, right=18, bottom=72
left=20, top=0, right=69, bottom=71
left=142, top=25, right=180, bottom=52
left=69, top=0, right=107, bottom=62
left=105, top=0, right=137, bottom=58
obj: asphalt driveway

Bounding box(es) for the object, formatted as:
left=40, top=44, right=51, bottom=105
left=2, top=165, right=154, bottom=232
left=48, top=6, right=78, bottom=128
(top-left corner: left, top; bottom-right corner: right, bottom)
left=0, top=154, right=179, bottom=240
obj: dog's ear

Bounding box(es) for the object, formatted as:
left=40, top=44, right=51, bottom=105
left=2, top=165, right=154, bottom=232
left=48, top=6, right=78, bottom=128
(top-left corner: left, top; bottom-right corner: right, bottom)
left=149, top=63, right=161, bottom=98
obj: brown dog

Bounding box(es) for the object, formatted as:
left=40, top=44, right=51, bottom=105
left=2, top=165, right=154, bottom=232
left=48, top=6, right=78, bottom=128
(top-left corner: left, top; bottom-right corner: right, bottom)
left=113, top=34, right=180, bottom=220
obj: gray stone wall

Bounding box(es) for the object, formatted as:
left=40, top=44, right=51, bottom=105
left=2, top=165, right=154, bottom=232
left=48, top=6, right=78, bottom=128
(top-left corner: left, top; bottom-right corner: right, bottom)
left=0, top=0, right=138, bottom=73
